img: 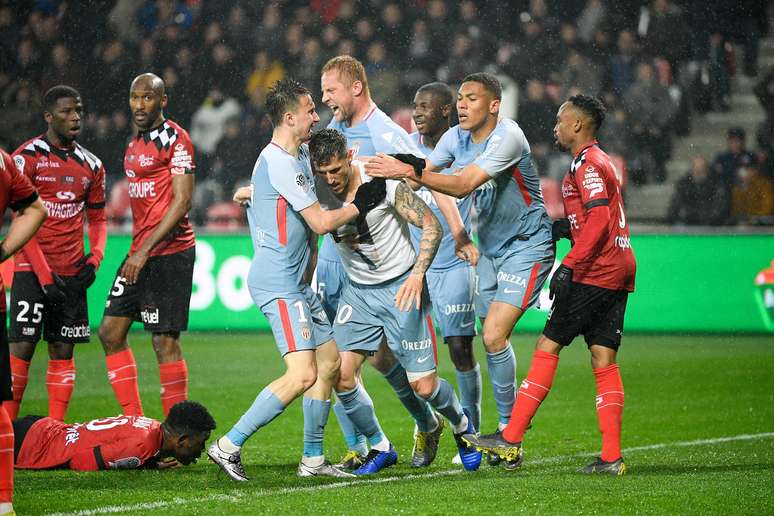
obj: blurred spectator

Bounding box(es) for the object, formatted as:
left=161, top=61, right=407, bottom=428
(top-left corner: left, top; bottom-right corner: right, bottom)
left=577, top=0, right=606, bottom=44
left=667, top=155, right=729, bottom=225
left=598, top=96, right=631, bottom=157
left=623, top=61, right=676, bottom=184
left=712, top=127, right=757, bottom=189
left=0, top=80, right=43, bottom=150
left=518, top=79, right=556, bottom=169
left=731, top=164, right=774, bottom=224
left=245, top=50, right=285, bottom=102
left=138, top=0, right=193, bottom=35
left=560, top=49, right=601, bottom=99
left=438, top=34, right=481, bottom=86
left=190, top=87, right=241, bottom=157
left=40, top=43, right=81, bottom=93
left=638, top=0, right=690, bottom=73
left=88, top=39, right=132, bottom=116
left=365, top=41, right=400, bottom=109
left=754, top=67, right=774, bottom=181
left=609, top=30, right=639, bottom=98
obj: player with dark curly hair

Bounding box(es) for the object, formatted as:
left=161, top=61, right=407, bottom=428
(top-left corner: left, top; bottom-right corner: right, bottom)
left=464, top=94, right=636, bottom=476
left=13, top=400, right=216, bottom=471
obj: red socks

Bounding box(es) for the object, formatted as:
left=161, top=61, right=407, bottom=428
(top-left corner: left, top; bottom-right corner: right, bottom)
left=47, top=359, right=76, bottom=421
left=0, top=404, right=13, bottom=504
left=105, top=348, right=143, bottom=416
left=594, top=363, right=624, bottom=462
left=503, top=349, right=559, bottom=443
left=6, top=356, right=30, bottom=421
left=159, top=360, right=188, bottom=416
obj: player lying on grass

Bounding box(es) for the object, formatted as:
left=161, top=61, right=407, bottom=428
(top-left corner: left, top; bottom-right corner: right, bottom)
left=13, top=400, right=215, bottom=471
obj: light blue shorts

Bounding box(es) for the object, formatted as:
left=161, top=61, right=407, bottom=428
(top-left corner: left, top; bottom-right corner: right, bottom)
left=474, top=255, right=497, bottom=319
left=251, top=284, right=334, bottom=356
left=316, top=257, right=347, bottom=323
left=333, top=270, right=437, bottom=375
left=491, top=239, right=555, bottom=311
left=427, top=265, right=476, bottom=339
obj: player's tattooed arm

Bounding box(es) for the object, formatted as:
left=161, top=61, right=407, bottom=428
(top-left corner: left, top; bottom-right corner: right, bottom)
left=394, top=182, right=441, bottom=276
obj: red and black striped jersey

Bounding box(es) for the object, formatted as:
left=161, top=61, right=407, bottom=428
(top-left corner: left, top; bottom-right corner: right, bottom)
left=12, top=135, right=104, bottom=275
left=124, top=119, right=196, bottom=257
left=561, top=141, right=636, bottom=292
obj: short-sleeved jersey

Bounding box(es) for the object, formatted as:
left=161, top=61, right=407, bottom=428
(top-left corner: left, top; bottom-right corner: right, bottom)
left=15, top=415, right=162, bottom=471
left=561, top=142, right=636, bottom=291
left=0, top=149, right=38, bottom=311
left=408, top=132, right=473, bottom=272
left=12, top=135, right=106, bottom=275
left=316, top=163, right=415, bottom=285
left=429, top=118, right=552, bottom=258
left=124, top=119, right=196, bottom=257
left=320, top=105, right=425, bottom=262
left=247, top=142, right=318, bottom=293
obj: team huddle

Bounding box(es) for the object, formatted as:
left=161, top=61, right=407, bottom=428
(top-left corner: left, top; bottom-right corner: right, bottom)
left=0, top=52, right=636, bottom=514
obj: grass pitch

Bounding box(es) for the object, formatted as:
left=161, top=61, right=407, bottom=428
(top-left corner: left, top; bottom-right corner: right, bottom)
left=12, top=332, right=774, bottom=515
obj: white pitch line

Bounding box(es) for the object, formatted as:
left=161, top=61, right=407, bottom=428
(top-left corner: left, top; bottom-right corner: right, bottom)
left=48, top=431, right=774, bottom=516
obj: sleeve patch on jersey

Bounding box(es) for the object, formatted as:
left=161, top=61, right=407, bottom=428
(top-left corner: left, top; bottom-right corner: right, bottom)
left=13, top=155, right=25, bottom=174
left=581, top=167, right=605, bottom=197
left=295, top=173, right=310, bottom=193
left=584, top=198, right=610, bottom=210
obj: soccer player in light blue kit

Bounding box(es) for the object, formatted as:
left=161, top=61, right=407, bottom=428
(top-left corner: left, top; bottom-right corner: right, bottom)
left=365, top=72, right=556, bottom=469
left=207, top=78, right=386, bottom=481
left=409, top=83, right=484, bottom=447
left=309, top=128, right=483, bottom=473
left=319, top=56, right=472, bottom=469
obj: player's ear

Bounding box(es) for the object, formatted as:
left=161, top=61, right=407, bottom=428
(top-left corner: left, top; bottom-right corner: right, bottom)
left=43, top=110, right=53, bottom=124
left=441, top=103, right=452, bottom=118
left=160, top=94, right=169, bottom=110
left=488, top=98, right=500, bottom=115
left=351, top=80, right=363, bottom=97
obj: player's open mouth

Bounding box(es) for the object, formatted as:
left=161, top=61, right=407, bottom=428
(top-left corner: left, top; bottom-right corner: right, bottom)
left=134, top=113, right=147, bottom=121
left=414, top=119, right=425, bottom=130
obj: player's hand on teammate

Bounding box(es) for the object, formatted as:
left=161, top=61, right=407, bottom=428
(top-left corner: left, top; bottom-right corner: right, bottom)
left=549, top=264, right=573, bottom=304
left=41, top=272, right=68, bottom=305
left=362, top=153, right=420, bottom=180
left=454, top=234, right=479, bottom=266
left=233, top=185, right=252, bottom=207
left=70, top=253, right=97, bottom=292
left=352, top=178, right=387, bottom=216
left=395, top=272, right=424, bottom=312
left=551, top=219, right=572, bottom=241
left=121, top=249, right=149, bottom=285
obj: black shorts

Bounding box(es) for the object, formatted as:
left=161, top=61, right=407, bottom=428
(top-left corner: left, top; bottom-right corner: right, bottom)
left=1, top=315, right=10, bottom=401
left=9, top=271, right=90, bottom=345
left=103, top=246, right=195, bottom=333
left=13, top=415, right=44, bottom=462
left=543, top=282, right=629, bottom=351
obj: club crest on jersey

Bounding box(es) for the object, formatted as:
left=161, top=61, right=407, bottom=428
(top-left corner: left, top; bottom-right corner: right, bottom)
left=301, top=325, right=311, bottom=340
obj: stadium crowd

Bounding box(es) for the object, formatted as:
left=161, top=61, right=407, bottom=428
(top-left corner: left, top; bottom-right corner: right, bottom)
left=0, top=0, right=771, bottom=226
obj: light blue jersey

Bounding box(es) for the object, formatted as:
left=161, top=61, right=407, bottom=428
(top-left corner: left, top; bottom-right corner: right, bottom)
left=247, top=142, right=317, bottom=293
left=319, top=105, right=424, bottom=262
left=429, top=118, right=552, bottom=258
left=407, top=132, right=474, bottom=272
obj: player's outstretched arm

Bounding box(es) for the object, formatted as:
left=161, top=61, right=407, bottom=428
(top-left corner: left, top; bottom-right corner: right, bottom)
left=1, top=198, right=46, bottom=262
left=393, top=182, right=441, bottom=311
left=365, top=153, right=489, bottom=199
left=121, top=174, right=194, bottom=284
left=299, top=201, right=359, bottom=235
left=431, top=190, right=479, bottom=266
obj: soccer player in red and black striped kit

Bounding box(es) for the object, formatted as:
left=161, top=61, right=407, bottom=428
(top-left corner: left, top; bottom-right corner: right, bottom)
left=0, top=148, right=48, bottom=516
left=465, top=95, right=636, bottom=475
left=98, top=73, right=196, bottom=417
left=6, top=85, right=107, bottom=423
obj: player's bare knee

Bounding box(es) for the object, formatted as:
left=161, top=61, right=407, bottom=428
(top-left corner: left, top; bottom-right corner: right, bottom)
left=10, top=341, right=36, bottom=361
left=482, top=328, right=508, bottom=353
left=97, top=323, right=127, bottom=354
left=536, top=334, right=562, bottom=354
left=317, top=355, right=341, bottom=384
left=152, top=332, right=182, bottom=363
left=447, top=337, right=476, bottom=371
left=48, top=341, right=74, bottom=360
left=409, top=372, right=437, bottom=399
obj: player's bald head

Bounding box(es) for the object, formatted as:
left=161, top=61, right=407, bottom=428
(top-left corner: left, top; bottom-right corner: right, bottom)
left=130, top=73, right=165, bottom=96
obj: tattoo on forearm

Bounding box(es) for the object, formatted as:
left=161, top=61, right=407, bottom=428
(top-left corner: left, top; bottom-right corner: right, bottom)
left=395, top=182, right=441, bottom=274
